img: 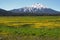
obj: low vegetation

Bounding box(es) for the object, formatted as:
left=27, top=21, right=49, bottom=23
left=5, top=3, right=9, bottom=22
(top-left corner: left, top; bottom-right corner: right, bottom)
left=0, top=16, right=60, bottom=40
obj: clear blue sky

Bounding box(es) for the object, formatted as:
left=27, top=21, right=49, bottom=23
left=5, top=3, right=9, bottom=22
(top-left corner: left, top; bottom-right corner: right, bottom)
left=0, top=0, right=60, bottom=11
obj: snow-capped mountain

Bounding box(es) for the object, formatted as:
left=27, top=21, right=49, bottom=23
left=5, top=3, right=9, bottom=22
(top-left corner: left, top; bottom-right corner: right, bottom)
left=10, top=3, right=60, bottom=16
left=11, top=3, right=47, bottom=13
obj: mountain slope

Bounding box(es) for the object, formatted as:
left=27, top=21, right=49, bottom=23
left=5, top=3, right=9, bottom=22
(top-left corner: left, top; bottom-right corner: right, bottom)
left=10, top=3, right=60, bottom=16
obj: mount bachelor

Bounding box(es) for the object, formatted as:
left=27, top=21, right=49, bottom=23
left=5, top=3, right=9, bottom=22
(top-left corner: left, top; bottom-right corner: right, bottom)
left=0, top=3, right=60, bottom=16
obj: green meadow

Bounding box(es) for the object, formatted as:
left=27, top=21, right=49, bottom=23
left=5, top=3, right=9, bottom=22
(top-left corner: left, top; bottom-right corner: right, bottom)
left=0, top=16, right=60, bottom=40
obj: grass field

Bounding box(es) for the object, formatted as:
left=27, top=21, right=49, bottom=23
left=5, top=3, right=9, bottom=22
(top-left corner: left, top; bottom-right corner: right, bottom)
left=0, top=16, right=60, bottom=28
left=0, top=16, right=60, bottom=40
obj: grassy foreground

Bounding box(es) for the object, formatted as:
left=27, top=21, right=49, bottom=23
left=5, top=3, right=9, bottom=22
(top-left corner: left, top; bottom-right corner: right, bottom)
left=0, top=16, right=60, bottom=40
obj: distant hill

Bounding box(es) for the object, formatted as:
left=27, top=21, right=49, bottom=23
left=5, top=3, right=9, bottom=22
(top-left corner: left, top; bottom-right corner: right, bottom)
left=0, top=9, right=15, bottom=16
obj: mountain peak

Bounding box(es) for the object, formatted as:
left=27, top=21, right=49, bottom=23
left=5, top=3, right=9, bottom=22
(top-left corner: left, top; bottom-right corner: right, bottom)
left=32, top=3, right=47, bottom=9
left=10, top=3, right=60, bottom=16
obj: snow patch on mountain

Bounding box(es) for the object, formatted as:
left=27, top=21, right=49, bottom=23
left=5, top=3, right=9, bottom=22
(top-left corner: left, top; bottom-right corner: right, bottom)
left=32, top=3, right=47, bottom=9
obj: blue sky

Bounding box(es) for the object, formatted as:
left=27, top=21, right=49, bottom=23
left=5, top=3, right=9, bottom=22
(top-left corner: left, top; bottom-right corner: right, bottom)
left=0, top=0, right=60, bottom=11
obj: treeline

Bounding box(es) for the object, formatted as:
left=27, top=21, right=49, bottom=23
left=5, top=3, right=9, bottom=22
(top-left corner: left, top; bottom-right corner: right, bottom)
left=0, top=12, right=60, bottom=16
